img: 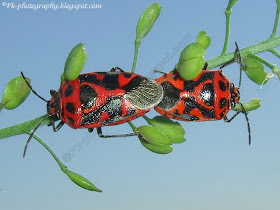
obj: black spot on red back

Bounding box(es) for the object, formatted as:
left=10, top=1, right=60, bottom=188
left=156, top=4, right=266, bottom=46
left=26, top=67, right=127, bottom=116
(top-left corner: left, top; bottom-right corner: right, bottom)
left=121, top=76, right=146, bottom=92
left=80, top=85, right=97, bottom=109
left=218, top=81, right=227, bottom=91
left=64, top=85, right=73, bottom=97
left=157, top=82, right=181, bottom=110
left=66, top=102, right=75, bottom=113
left=184, top=98, right=216, bottom=119
left=183, top=71, right=215, bottom=92
left=219, top=97, right=228, bottom=109
left=122, top=73, right=133, bottom=78
left=79, top=73, right=121, bottom=90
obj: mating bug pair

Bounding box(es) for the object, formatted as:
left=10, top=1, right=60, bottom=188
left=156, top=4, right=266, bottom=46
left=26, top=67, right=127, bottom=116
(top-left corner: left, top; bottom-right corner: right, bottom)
left=21, top=46, right=251, bottom=156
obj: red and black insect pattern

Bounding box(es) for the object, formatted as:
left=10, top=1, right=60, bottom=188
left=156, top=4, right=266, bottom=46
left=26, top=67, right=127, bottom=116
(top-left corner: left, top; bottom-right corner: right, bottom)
left=21, top=67, right=163, bottom=156
left=154, top=69, right=240, bottom=121
left=49, top=68, right=163, bottom=129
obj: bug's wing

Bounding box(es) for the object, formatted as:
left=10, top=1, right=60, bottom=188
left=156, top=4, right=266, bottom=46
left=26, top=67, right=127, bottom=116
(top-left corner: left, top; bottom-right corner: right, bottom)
left=124, top=78, right=163, bottom=110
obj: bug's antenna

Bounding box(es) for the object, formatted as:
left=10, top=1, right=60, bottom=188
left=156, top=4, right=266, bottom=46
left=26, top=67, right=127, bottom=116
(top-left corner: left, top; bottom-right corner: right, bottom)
left=21, top=72, right=48, bottom=103
left=240, top=103, right=252, bottom=145
left=23, top=115, right=49, bottom=158
left=234, top=43, right=252, bottom=144
left=234, top=42, right=244, bottom=89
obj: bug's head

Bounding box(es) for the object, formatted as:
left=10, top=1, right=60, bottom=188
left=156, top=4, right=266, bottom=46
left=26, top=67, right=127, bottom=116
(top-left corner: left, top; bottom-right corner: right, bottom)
left=47, top=89, right=60, bottom=117
left=230, top=83, right=240, bottom=108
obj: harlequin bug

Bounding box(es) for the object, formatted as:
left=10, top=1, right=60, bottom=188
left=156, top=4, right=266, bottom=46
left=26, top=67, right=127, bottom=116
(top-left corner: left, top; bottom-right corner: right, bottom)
left=154, top=46, right=252, bottom=144
left=21, top=67, right=163, bottom=156
left=154, top=69, right=240, bottom=120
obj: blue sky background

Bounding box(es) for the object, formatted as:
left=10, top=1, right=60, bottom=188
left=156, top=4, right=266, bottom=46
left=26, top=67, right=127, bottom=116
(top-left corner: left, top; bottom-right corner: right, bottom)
left=1, top=0, right=280, bottom=209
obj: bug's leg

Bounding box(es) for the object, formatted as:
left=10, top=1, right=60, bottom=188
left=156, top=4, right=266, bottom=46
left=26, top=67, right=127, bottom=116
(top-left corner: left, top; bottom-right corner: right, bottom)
left=96, top=127, right=151, bottom=143
left=110, top=67, right=124, bottom=72
left=88, top=128, right=94, bottom=133
left=23, top=115, right=49, bottom=157
left=52, top=121, right=65, bottom=132
left=153, top=69, right=167, bottom=75
left=96, top=127, right=139, bottom=138
left=224, top=104, right=251, bottom=145
left=219, top=42, right=243, bottom=69
left=203, top=62, right=208, bottom=70
left=223, top=111, right=241, bottom=123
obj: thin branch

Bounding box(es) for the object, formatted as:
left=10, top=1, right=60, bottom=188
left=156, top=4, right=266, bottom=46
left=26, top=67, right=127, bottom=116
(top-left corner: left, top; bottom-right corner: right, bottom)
left=270, top=0, right=280, bottom=38
left=208, top=36, right=280, bottom=69
left=268, top=48, right=280, bottom=58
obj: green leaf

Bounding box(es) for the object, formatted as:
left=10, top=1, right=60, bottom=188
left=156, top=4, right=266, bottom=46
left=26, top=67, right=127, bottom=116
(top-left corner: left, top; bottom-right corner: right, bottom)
left=179, top=42, right=205, bottom=63
left=177, top=42, right=205, bottom=80
left=150, top=116, right=185, bottom=134
left=65, top=169, right=102, bottom=192
left=243, top=57, right=268, bottom=85
left=63, top=43, right=87, bottom=82
left=144, top=116, right=186, bottom=143
left=178, top=57, right=205, bottom=80
left=137, top=125, right=173, bottom=154
left=140, top=139, right=173, bottom=154
left=138, top=125, right=172, bottom=146
left=196, top=31, right=211, bottom=49
left=1, top=76, right=31, bottom=110
left=136, top=3, right=161, bottom=42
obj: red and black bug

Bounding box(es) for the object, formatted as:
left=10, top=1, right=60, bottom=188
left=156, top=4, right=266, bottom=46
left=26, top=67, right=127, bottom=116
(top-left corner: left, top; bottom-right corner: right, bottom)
left=22, top=67, right=163, bottom=156
left=154, top=69, right=240, bottom=121
left=154, top=48, right=252, bottom=144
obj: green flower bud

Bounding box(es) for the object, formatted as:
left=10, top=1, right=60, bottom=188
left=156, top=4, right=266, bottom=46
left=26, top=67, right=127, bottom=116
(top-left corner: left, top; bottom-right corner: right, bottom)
left=243, top=57, right=268, bottom=85
left=145, top=116, right=186, bottom=143
left=179, top=43, right=205, bottom=63
left=151, top=116, right=185, bottom=134
left=1, top=76, right=31, bottom=110
left=178, top=58, right=205, bottom=80
left=136, top=3, right=161, bottom=43
left=196, top=31, right=211, bottom=49
left=65, top=169, right=102, bottom=192
left=137, top=125, right=173, bottom=154
left=178, top=42, right=205, bottom=80
left=63, top=43, right=87, bottom=82
left=226, top=0, right=238, bottom=11
left=232, top=98, right=261, bottom=112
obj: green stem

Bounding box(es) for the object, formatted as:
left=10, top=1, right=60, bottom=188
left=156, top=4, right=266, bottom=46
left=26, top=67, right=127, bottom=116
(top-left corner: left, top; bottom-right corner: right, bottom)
left=221, top=7, right=232, bottom=55
left=127, top=121, right=137, bottom=132
left=207, top=36, right=280, bottom=69
left=27, top=131, right=67, bottom=172
left=131, top=39, right=141, bottom=73
left=271, top=0, right=280, bottom=38
left=0, top=102, right=4, bottom=112
left=0, top=115, right=51, bottom=140
left=268, top=48, right=280, bottom=58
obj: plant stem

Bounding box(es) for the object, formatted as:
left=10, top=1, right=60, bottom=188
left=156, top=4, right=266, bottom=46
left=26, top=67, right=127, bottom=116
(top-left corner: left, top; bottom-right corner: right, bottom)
left=221, top=6, right=232, bottom=55
left=0, top=115, right=51, bottom=140
left=207, top=36, right=280, bottom=69
left=268, top=48, right=280, bottom=58
left=27, top=131, right=67, bottom=172
left=271, top=0, right=280, bottom=38
left=131, top=40, right=141, bottom=73
left=127, top=121, right=137, bottom=131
